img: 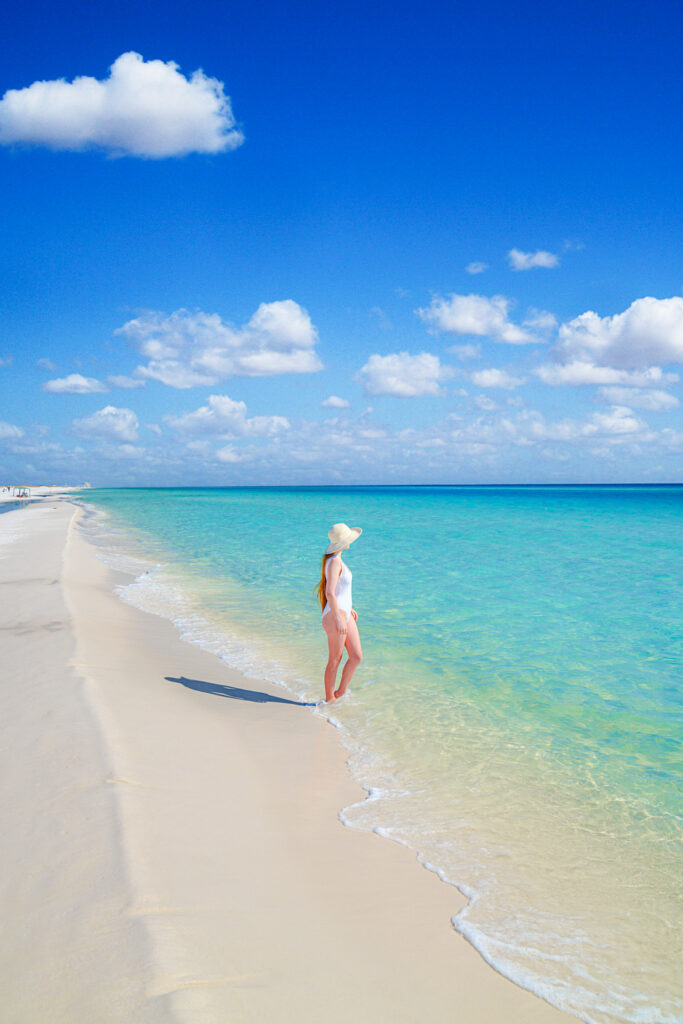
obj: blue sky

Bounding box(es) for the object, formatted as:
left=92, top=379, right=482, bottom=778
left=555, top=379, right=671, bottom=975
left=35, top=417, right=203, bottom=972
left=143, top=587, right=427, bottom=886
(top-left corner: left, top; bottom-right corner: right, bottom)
left=1, top=0, right=682, bottom=484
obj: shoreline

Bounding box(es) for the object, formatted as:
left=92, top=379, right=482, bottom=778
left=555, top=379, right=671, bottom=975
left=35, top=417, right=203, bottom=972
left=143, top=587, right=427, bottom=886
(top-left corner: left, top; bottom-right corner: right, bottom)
left=2, top=496, right=578, bottom=1022
left=0, top=499, right=165, bottom=1023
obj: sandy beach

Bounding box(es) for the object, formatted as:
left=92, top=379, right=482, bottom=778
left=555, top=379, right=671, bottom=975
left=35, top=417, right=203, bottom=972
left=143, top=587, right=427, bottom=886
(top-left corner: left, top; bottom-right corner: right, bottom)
left=0, top=496, right=578, bottom=1024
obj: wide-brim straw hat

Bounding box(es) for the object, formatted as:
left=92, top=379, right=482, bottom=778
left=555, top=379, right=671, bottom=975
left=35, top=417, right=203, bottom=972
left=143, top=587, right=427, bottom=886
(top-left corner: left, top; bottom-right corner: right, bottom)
left=326, top=522, right=362, bottom=554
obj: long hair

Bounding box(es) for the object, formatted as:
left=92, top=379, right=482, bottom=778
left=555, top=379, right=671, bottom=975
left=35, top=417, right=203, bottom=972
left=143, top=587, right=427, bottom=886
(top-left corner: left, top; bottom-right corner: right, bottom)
left=315, top=552, right=339, bottom=612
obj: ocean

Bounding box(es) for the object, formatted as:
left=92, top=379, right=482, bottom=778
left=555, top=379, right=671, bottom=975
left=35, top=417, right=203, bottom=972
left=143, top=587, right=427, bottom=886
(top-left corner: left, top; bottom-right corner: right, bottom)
left=76, top=485, right=682, bottom=1024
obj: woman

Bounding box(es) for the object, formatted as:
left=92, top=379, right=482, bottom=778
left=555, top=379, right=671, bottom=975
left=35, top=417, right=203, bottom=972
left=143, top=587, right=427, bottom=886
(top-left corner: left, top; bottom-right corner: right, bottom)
left=316, top=522, right=363, bottom=703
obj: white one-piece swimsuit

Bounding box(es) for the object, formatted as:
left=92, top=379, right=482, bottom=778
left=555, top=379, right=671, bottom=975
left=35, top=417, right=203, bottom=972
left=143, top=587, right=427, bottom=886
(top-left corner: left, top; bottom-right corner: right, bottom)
left=322, top=558, right=352, bottom=621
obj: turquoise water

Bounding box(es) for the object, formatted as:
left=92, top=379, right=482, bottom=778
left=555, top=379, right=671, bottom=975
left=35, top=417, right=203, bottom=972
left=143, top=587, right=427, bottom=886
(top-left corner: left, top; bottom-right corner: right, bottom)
left=77, top=486, right=682, bottom=1024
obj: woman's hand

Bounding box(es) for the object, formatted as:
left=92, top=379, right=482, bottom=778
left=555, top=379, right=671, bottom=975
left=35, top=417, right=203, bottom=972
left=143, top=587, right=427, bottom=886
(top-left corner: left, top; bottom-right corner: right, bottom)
left=351, top=608, right=358, bottom=622
left=336, top=614, right=347, bottom=635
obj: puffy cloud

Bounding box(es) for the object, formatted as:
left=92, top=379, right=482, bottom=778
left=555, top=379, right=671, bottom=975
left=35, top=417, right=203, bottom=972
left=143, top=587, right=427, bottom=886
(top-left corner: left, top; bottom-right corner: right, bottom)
left=0, top=51, right=243, bottom=158
left=42, top=373, right=108, bottom=394
left=554, top=296, right=683, bottom=369
left=466, top=261, right=488, bottom=274
left=118, top=301, right=323, bottom=388
left=507, top=248, right=559, bottom=270
left=417, top=293, right=536, bottom=344
left=71, top=405, right=139, bottom=442
left=165, top=394, right=290, bottom=438
left=322, top=395, right=350, bottom=408
left=108, top=374, right=146, bottom=389
left=596, top=387, right=679, bottom=411
left=216, top=445, right=244, bottom=463
left=0, top=420, right=23, bottom=441
left=530, top=297, right=683, bottom=395
left=471, top=368, right=526, bottom=389
left=533, top=361, right=679, bottom=387
left=583, top=406, right=644, bottom=437
left=356, top=352, right=452, bottom=397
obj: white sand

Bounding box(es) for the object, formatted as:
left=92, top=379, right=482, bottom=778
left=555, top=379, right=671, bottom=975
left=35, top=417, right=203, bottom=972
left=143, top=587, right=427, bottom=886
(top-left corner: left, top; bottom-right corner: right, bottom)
left=0, top=498, right=578, bottom=1023
left=0, top=501, right=164, bottom=1023
left=0, top=485, right=85, bottom=504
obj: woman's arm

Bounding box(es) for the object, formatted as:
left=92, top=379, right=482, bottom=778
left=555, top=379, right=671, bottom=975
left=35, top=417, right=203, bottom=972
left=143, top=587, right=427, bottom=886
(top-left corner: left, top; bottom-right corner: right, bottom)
left=325, top=556, right=347, bottom=635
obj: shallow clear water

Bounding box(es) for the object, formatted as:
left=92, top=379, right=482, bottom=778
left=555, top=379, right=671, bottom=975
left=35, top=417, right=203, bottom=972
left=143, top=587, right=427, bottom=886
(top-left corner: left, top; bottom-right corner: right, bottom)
left=77, top=485, right=683, bottom=1024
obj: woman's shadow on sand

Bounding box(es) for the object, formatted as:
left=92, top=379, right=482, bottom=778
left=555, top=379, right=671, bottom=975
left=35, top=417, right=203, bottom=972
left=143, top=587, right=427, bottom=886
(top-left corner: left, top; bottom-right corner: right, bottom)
left=165, top=676, right=316, bottom=707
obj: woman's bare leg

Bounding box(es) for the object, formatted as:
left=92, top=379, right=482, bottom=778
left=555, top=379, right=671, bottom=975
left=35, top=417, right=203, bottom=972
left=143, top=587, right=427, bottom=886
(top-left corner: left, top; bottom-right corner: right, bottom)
left=335, top=615, right=362, bottom=698
left=322, top=615, right=346, bottom=702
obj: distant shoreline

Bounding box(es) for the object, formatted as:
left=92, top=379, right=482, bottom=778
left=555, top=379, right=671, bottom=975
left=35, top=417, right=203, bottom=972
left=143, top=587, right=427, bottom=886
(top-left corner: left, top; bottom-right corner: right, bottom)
left=72, top=480, right=682, bottom=490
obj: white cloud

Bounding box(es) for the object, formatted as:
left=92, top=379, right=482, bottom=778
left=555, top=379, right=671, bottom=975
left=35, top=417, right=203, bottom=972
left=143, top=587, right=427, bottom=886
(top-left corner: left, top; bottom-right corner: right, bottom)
left=417, top=293, right=536, bottom=344
left=356, top=352, right=452, bottom=397
left=108, top=374, right=146, bottom=389
left=555, top=296, right=683, bottom=368
left=118, top=443, right=146, bottom=459
left=118, top=300, right=323, bottom=388
left=322, top=395, right=350, bottom=408
left=216, top=445, right=244, bottom=463
left=523, top=308, right=558, bottom=332
left=36, top=358, right=56, bottom=370
left=596, top=387, right=679, bottom=411
left=508, top=248, right=560, bottom=270
left=165, top=394, right=289, bottom=438
left=412, top=402, right=655, bottom=452
left=0, top=420, right=23, bottom=441
left=466, top=261, right=488, bottom=274
left=0, top=51, right=243, bottom=158
left=0, top=356, right=13, bottom=366
left=454, top=405, right=649, bottom=446
left=534, top=361, right=679, bottom=387
left=43, top=373, right=108, bottom=394
left=71, top=405, right=139, bottom=442
left=583, top=406, right=644, bottom=437
left=471, top=368, right=526, bottom=389
left=9, top=385, right=678, bottom=484
left=184, top=440, right=210, bottom=454
left=448, top=343, right=481, bottom=361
